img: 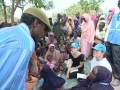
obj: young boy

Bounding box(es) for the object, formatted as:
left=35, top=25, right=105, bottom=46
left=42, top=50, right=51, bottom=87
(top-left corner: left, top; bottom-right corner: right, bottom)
left=91, top=43, right=112, bottom=72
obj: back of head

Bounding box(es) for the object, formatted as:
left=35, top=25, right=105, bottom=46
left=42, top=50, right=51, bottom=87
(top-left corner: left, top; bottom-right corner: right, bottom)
left=118, top=0, right=120, bottom=9
left=93, top=66, right=112, bottom=83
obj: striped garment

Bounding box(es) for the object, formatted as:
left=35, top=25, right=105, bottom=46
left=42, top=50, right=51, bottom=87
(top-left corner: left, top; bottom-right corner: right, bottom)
left=107, top=13, right=120, bottom=45
left=0, top=23, right=35, bottom=90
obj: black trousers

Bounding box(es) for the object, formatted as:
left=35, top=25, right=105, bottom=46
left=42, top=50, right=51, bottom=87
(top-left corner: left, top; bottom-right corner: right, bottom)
left=106, top=42, right=120, bottom=80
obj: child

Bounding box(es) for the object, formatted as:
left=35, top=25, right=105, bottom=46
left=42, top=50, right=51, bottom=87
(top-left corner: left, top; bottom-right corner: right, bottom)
left=46, top=54, right=56, bottom=69
left=91, top=43, right=112, bottom=72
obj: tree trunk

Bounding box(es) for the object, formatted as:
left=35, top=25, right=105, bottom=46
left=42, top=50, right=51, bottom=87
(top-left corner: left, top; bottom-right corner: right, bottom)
left=2, top=0, right=7, bottom=23
left=14, top=0, right=21, bottom=13
left=11, top=0, right=21, bottom=24
left=11, top=0, right=15, bottom=24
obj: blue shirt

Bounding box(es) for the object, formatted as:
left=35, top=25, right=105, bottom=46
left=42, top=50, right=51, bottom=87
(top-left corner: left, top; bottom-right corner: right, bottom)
left=0, top=23, right=35, bottom=90
left=107, top=13, right=120, bottom=45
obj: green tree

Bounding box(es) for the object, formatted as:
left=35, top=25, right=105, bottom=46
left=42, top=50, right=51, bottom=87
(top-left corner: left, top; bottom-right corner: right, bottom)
left=0, top=0, right=7, bottom=23
left=65, top=0, right=102, bottom=16
left=0, top=0, right=54, bottom=24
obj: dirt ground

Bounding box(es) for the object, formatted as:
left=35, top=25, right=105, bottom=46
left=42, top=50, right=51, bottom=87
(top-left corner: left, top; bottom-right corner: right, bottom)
left=26, top=60, right=120, bottom=90
left=26, top=77, right=120, bottom=90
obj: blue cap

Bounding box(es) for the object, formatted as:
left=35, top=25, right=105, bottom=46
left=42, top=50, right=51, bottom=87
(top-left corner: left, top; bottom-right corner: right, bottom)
left=93, top=43, right=106, bottom=53
left=71, top=42, right=80, bottom=49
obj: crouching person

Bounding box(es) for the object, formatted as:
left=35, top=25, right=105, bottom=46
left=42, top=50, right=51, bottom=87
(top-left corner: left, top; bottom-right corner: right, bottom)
left=71, top=66, right=114, bottom=90
left=37, top=58, right=65, bottom=90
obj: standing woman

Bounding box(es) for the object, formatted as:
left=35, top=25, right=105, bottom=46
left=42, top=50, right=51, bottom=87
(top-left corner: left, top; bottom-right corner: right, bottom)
left=81, top=13, right=95, bottom=59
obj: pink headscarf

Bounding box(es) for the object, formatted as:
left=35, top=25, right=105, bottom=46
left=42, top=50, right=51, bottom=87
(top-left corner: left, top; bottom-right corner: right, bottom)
left=106, top=8, right=115, bottom=24
left=48, top=44, right=55, bottom=48
left=81, top=13, right=95, bottom=58
left=81, top=13, right=95, bottom=43
left=45, top=44, right=61, bottom=63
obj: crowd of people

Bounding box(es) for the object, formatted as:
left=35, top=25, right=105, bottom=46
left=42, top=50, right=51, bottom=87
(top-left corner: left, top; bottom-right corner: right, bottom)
left=1, top=0, right=120, bottom=90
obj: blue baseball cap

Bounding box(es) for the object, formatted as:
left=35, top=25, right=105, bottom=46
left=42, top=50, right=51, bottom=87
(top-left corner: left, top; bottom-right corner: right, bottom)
left=93, top=43, right=106, bottom=53
left=71, top=42, right=80, bottom=49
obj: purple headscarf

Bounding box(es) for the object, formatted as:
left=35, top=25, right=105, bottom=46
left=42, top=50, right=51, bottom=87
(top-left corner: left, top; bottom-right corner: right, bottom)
left=93, top=66, right=112, bottom=83
left=71, top=66, right=114, bottom=90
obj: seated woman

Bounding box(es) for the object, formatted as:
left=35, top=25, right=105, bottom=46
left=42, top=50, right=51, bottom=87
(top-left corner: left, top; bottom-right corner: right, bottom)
left=45, top=44, right=62, bottom=72
left=71, top=66, right=114, bottom=90
left=66, top=42, right=84, bottom=79
left=45, top=44, right=61, bottom=66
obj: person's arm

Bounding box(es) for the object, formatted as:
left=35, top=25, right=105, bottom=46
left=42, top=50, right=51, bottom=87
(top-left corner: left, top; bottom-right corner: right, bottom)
left=44, top=51, right=48, bottom=61
left=76, top=54, right=84, bottom=69
left=69, top=53, right=73, bottom=59
left=76, top=61, right=84, bottom=69
left=104, top=24, right=110, bottom=42
left=66, top=59, right=73, bottom=79
left=29, top=52, right=39, bottom=77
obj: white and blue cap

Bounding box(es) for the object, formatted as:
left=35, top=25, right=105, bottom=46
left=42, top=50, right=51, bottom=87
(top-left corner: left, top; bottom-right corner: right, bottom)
left=71, top=42, right=80, bottom=49
left=93, top=43, right=106, bottom=53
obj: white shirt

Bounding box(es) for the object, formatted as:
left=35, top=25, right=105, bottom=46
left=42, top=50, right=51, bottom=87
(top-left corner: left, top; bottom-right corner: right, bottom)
left=91, top=57, right=112, bottom=72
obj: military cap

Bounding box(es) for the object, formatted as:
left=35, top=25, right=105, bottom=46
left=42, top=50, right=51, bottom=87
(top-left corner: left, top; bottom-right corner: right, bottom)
left=23, top=7, right=51, bottom=30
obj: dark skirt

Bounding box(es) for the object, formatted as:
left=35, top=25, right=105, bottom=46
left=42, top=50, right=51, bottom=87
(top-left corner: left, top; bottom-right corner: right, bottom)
left=41, top=64, right=65, bottom=90
left=69, top=66, right=84, bottom=79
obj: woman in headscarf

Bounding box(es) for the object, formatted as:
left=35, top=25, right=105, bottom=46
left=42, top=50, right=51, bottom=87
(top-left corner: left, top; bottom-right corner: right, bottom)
left=47, top=32, right=57, bottom=45
left=67, top=17, right=74, bottom=36
left=71, top=66, right=114, bottom=90
left=95, top=15, right=107, bottom=44
left=45, top=44, right=61, bottom=62
left=80, top=13, right=95, bottom=59
left=45, top=44, right=62, bottom=72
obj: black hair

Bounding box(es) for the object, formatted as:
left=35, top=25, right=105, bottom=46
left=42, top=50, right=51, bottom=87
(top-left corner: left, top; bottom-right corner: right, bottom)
left=20, top=13, right=41, bottom=27
left=0, top=22, right=12, bottom=28
left=99, top=22, right=105, bottom=32
left=21, top=13, right=49, bottom=32
left=118, top=0, right=120, bottom=8
left=81, top=17, right=87, bottom=23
